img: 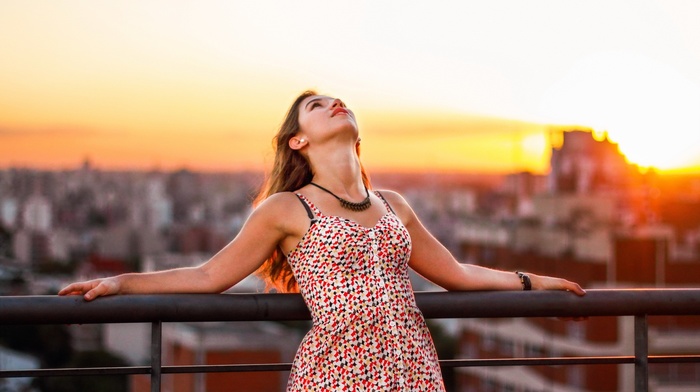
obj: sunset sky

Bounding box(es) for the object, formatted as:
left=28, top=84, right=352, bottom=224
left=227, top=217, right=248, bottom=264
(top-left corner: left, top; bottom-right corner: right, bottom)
left=1, top=0, right=699, bottom=174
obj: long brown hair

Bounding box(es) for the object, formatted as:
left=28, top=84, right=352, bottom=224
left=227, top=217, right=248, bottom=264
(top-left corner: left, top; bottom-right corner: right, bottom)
left=254, top=90, right=371, bottom=292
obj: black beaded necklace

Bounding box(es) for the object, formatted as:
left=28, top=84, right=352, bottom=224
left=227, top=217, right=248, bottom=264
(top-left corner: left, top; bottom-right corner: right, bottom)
left=310, top=182, right=372, bottom=212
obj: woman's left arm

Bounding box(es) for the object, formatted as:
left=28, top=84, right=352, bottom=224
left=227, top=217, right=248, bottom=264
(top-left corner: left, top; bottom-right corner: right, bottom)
left=383, top=191, right=585, bottom=295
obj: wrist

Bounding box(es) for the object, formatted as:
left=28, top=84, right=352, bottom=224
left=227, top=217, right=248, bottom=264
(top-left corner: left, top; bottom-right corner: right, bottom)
left=110, top=275, right=126, bottom=294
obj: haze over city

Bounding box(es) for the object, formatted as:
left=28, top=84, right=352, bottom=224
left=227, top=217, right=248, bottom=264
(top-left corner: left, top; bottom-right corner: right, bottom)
left=1, top=0, right=699, bottom=174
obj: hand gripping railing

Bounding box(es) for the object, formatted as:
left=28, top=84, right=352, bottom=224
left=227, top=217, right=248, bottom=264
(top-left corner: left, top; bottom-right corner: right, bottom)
left=2, top=289, right=700, bottom=391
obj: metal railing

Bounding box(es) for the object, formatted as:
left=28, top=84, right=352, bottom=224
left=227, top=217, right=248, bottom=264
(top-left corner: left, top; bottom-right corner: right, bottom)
left=2, top=289, right=700, bottom=391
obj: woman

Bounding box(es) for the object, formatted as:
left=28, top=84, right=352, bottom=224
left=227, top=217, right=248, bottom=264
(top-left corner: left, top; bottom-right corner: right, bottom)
left=60, top=90, right=585, bottom=391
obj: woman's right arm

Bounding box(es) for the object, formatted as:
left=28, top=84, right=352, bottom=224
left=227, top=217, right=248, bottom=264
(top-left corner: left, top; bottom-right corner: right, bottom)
left=59, top=193, right=297, bottom=301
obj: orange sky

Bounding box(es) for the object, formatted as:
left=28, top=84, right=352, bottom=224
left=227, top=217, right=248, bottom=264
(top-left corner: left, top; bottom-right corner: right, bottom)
left=1, top=1, right=699, bottom=174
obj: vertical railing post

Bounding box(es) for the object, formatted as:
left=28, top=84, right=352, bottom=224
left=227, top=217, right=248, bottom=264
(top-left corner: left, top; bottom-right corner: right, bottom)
left=151, top=321, right=163, bottom=392
left=634, top=314, right=649, bottom=392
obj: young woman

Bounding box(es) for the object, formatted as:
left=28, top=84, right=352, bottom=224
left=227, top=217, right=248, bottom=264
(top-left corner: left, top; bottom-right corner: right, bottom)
left=60, top=90, right=585, bottom=391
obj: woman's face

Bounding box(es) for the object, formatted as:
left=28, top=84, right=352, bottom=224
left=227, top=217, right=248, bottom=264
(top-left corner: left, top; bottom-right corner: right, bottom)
left=296, top=95, right=357, bottom=144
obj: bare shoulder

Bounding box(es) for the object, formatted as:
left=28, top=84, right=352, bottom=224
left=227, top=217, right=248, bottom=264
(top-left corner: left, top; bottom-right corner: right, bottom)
left=375, top=189, right=416, bottom=224
left=257, top=191, right=302, bottom=210
left=253, top=192, right=311, bottom=233
left=254, top=192, right=305, bottom=218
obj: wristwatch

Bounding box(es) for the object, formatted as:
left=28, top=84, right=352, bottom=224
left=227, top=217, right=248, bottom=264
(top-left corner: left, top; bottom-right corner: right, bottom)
left=515, top=271, right=532, bottom=291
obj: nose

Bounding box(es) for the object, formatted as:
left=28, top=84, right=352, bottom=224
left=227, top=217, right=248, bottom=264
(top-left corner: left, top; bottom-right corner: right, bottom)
left=330, top=98, right=344, bottom=108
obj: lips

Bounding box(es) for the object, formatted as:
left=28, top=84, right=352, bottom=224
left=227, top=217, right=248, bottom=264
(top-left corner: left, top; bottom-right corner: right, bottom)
left=332, top=107, right=349, bottom=117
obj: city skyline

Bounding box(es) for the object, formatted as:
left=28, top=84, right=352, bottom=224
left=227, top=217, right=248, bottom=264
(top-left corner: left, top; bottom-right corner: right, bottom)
left=2, top=87, right=700, bottom=391
left=2, top=1, right=699, bottom=174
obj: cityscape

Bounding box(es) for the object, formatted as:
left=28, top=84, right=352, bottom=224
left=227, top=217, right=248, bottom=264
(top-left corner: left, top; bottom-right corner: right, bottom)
left=2, top=129, right=700, bottom=391
left=3, top=1, right=699, bottom=391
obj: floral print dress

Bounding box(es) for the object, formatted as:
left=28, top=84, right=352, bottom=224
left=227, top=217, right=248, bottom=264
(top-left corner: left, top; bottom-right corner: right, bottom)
left=286, top=192, right=445, bottom=391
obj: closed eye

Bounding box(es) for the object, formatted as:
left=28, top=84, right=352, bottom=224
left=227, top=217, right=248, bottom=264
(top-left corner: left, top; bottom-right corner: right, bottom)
left=305, top=98, right=324, bottom=111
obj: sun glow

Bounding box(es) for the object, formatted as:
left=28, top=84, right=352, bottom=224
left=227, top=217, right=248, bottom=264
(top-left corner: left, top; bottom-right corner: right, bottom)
left=539, top=52, right=700, bottom=172
left=1, top=2, right=700, bottom=174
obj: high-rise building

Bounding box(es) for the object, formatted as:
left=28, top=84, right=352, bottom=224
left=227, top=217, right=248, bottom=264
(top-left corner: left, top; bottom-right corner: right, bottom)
left=0, top=197, right=18, bottom=229
left=21, top=194, right=52, bottom=233
left=548, top=130, right=632, bottom=195
left=455, top=129, right=700, bottom=391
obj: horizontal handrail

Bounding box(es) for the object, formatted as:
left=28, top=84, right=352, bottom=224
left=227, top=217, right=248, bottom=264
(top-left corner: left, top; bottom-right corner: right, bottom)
left=2, top=289, right=700, bottom=392
left=1, top=289, right=700, bottom=325
left=4, top=355, right=700, bottom=379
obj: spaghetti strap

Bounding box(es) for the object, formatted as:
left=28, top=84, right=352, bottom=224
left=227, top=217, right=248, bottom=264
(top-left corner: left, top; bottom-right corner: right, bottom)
left=374, top=190, right=396, bottom=215
left=294, top=193, right=318, bottom=224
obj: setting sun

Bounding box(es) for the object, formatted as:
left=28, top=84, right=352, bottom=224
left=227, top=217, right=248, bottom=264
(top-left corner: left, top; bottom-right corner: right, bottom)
left=539, top=51, right=700, bottom=172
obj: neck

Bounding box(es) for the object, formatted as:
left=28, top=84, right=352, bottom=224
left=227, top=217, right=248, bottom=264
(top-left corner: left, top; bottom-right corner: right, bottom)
left=308, top=145, right=364, bottom=195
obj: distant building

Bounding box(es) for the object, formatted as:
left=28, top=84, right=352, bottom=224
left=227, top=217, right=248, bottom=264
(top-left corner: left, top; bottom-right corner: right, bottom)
left=502, top=171, right=548, bottom=217
left=21, top=193, right=52, bottom=233
left=455, top=129, right=700, bottom=391
left=0, top=346, right=40, bottom=392
left=0, top=197, right=18, bottom=229
left=12, top=229, right=50, bottom=265
left=129, top=321, right=301, bottom=392
left=457, top=207, right=700, bottom=390
left=143, top=176, right=174, bottom=230
left=548, top=130, right=632, bottom=195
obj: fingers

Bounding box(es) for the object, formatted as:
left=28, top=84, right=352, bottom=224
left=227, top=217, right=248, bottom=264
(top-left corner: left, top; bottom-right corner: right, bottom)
left=84, top=281, right=113, bottom=301
left=562, top=279, right=587, bottom=296
left=58, top=282, right=94, bottom=297
left=58, top=279, right=117, bottom=301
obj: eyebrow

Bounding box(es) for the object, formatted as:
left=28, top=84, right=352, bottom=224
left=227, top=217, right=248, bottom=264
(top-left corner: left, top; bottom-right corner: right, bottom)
left=304, top=97, right=323, bottom=111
